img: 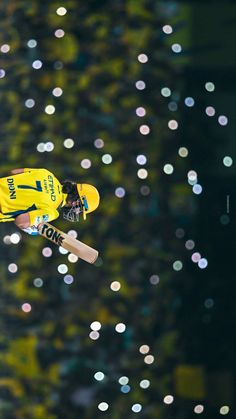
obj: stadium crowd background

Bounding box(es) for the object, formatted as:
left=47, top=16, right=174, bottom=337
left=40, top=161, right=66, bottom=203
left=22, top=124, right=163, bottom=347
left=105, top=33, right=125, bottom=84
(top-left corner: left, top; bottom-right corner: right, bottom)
left=0, top=1, right=235, bottom=418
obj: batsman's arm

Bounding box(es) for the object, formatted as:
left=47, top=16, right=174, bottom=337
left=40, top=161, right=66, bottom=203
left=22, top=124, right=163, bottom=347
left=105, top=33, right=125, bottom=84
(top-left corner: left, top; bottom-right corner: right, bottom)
left=14, top=213, right=39, bottom=235
left=10, top=168, right=42, bottom=175
left=15, top=213, right=31, bottom=229
left=10, top=168, right=24, bottom=174
left=15, top=209, right=59, bottom=235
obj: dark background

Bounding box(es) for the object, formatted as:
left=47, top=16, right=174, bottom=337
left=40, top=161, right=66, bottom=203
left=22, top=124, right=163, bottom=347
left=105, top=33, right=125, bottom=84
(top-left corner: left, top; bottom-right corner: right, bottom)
left=0, top=1, right=235, bottom=418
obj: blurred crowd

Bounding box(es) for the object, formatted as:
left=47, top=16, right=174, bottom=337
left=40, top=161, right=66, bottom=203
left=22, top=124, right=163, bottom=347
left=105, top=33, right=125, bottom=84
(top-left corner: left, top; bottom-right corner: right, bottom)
left=0, top=1, right=234, bottom=418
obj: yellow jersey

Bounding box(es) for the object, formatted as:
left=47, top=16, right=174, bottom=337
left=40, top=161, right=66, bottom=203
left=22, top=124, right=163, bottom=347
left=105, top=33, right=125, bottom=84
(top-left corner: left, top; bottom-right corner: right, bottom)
left=0, top=168, right=67, bottom=226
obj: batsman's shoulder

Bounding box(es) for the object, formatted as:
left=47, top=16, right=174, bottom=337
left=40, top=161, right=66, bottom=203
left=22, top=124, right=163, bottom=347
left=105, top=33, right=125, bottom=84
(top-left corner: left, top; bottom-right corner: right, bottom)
left=35, top=168, right=53, bottom=179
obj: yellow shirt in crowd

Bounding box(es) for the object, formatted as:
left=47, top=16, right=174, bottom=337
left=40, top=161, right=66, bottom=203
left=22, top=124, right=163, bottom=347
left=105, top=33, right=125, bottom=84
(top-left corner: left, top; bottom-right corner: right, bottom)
left=0, top=168, right=66, bottom=226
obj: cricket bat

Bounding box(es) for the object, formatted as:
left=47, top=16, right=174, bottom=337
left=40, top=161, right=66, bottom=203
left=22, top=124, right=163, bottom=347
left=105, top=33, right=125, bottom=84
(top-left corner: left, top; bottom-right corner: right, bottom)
left=38, top=222, right=98, bottom=264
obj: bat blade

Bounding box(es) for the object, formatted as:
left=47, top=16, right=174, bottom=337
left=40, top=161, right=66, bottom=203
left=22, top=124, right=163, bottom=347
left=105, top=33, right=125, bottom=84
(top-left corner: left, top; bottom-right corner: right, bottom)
left=38, top=222, right=98, bottom=264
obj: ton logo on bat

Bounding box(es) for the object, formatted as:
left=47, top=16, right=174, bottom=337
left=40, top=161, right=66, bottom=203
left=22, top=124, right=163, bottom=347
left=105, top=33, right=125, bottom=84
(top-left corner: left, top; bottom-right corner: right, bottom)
left=40, top=223, right=65, bottom=246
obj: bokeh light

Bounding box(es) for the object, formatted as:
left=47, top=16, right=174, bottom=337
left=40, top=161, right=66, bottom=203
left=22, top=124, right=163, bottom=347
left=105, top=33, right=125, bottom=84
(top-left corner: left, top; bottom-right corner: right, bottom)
left=198, top=258, right=208, bottom=269
left=115, top=323, right=126, bottom=333
left=178, top=147, right=189, bottom=157
left=58, top=264, right=68, bottom=274
left=59, top=246, right=69, bottom=255
left=144, top=354, right=154, bottom=364
left=138, top=53, right=148, bottom=63
left=68, top=230, right=78, bottom=239
left=139, top=345, right=150, bottom=354
left=188, top=170, right=197, bottom=181
left=115, top=187, right=126, bottom=198
left=192, top=184, right=203, bottom=194
left=27, top=39, right=37, bottom=48
left=37, top=143, right=46, bottom=152
left=220, top=406, right=230, bottom=415
left=3, top=235, right=11, bottom=245
left=161, top=87, right=171, bottom=97
left=81, top=159, right=92, bottom=169
left=132, top=404, right=142, bottom=413
left=45, top=142, right=54, bottom=152
left=137, top=168, right=148, bottom=179
left=173, top=260, right=183, bottom=271
left=168, top=119, right=178, bottom=130
left=194, top=404, right=204, bottom=414
left=118, top=376, right=129, bottom=385
left=22, top=303, right=32, bottom=313
left=140, top=185, right=150, bottom=195
left=110, top=281, right=121, bottom=291
left=223, top=156, right=233, bottom=167
left=218, top=115, right=228, bottom=126
left=90, top=321, right=102, bottom=331
left=64, top=138, right=74, bottom=148
left=94, top=371, right=105, bottom=381
left=52, top=87, right=63, bottom=97
left=139, top=124, right=150, bottom=135
left=185, top=240, right=195, bottom=250
left=1, top=44, right=10, bottom=53
left=205, top=82, right=215, bottom=92
left=10, top=233, right=21, bottom=244
left=149, top=274, right=160, bottom=285
left=162, top=25, right=173, bottom=34
left=68, top=253, right=78, bottom=263
left=172, top=43, right=182, bottom=53
left=163, top=395, right=174, bottom=404
left=140, top=379, right=150, bottom=389
left=136, top=154, right=147, bottom=165
left=98, top=402, right=109, bottom=411
left=121, top=385, right=130, bottom=393
left=205, top=106, right=216, bottom=116
left=42, top=247, right=53, bottom=257
left=184, top=97, right=195, bottom=107
left=32, top=60, right=43, bottom=69
left=136, top=107, right=146, bottom=117
left=0, top=69, right=6, bottom=78
left=45, top=105, right=55, bottom=114
left=163, top=164, right=174, bottom=174
left=168, top=101, right=178, bottom=111
left=102, top=154, right=112, bottom=164
left=25, top=99, right=35, bottom=108
left=135, top=80, right=146, bottom=90
left=33, top=278, right=43, bottom=287
left=191, top=252, right=201, bottom=263
left=89, top=331, right=100, bottom=340
left=176, top=228, right=185, bottom=238
left=63, top=275, right=74, bottom=284
left=55, top=29, right=65, bottom=38
left=8, top=263, right=18, bottom=273
left=56, top=7, right=67, bottom=16
left=94, top=138, right=104, bottom=148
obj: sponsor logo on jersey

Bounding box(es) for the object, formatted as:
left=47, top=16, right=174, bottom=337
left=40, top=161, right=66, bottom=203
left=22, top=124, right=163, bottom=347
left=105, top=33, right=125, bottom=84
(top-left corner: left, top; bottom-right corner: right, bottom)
left=35, top=215, right=49, bottom=226
left=36, top=216, right=41, bottom=225
left=7, top=178, right=16, bottom=199
left=48, top=175, right=56, bottom=201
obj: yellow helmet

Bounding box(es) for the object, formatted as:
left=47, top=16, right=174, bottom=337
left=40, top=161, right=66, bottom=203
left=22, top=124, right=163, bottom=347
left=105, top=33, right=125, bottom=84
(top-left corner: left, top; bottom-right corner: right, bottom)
left=76, top=183, right=100, bottom=220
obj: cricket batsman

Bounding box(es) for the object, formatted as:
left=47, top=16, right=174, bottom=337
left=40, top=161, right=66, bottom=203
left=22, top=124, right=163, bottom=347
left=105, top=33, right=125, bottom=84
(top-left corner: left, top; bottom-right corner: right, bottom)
left=0, top=168, right=100, bottom=235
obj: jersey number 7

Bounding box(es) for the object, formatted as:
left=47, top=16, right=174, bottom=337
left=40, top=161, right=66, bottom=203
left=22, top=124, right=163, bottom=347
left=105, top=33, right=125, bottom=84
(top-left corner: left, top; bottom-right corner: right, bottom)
left=17, top=181, right=43, bottom=192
